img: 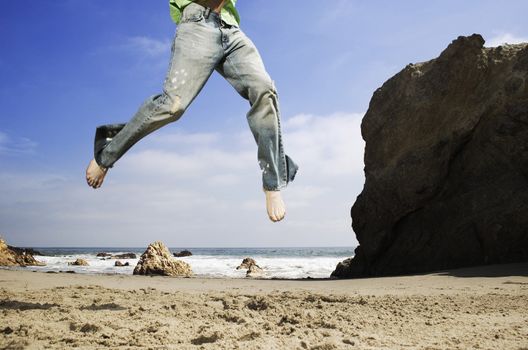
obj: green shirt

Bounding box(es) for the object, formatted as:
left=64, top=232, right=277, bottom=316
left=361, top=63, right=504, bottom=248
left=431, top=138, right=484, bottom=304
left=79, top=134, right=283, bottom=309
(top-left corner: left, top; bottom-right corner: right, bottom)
left=169, top=0, right=240, bottom=27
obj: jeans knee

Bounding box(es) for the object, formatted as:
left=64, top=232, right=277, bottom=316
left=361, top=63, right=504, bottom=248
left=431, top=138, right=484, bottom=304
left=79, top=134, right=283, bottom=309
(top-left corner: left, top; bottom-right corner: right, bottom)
left=167, top=95, right=185, bottom=118
left=152, top=93, right=185, bottom=122
left=250, top=80, right=277, bottom=105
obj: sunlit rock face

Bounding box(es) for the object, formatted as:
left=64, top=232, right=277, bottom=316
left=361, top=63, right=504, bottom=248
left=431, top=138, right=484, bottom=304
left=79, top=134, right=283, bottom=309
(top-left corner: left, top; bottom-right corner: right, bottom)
left=133, top=241, right=192, bottom=277
left=0, top=237, right=45, bottom=267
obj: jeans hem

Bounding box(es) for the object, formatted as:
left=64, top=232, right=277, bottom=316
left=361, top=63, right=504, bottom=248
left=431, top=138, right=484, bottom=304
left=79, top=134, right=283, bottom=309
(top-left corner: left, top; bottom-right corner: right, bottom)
left=263, top=184, right=287, bottom=192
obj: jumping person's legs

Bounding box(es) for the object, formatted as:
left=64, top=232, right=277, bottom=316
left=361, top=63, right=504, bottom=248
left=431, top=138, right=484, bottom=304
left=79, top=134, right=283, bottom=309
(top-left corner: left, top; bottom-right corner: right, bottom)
left=86, top=4, right=298, bottom=222
left=86, top=3, right=225, bottom=188
left=216, top=26, right=298, bottom=221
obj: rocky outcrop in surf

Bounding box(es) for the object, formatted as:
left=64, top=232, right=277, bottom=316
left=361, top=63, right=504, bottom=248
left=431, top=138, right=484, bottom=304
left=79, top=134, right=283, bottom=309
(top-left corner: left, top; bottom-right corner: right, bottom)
left=68, top=259, right=89, bottom=266
left=237, top=257, right=265, bottom=278
left=333, top=34, right=528, bottom=278
left=173, top=250, right=193, bottom=257
left=96, top=252, right=136, bottom=259
left=133, top=241, right=192, bottom=277
left=0, top=237, right=45, bottom=267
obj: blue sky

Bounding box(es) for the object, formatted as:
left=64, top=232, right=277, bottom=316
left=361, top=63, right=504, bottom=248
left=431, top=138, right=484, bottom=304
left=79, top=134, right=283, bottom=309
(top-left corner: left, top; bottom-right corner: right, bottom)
left=1, top=0, right=527, bottom=247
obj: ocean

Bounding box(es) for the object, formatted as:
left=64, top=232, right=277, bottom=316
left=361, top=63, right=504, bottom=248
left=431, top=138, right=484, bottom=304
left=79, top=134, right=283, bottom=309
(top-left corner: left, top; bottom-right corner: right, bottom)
left=18, top=247, right=354, bottom=279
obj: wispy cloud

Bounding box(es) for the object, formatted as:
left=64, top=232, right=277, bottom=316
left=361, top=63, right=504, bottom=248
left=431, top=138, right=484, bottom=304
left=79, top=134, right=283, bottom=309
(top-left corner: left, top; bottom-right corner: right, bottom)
left=486, top=33, right=528, bottom=47
left=0, top=131, right=37, bottom=155
left=122, top=36, right=171, bottom=58
left=94, top=35, right=171, bottom=65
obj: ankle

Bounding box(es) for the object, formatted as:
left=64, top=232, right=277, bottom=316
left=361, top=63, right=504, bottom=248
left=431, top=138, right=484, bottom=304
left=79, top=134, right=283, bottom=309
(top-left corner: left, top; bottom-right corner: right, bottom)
left=263, top=187, right=280, bottom=193
left=93, top=159, right=108, bottom=172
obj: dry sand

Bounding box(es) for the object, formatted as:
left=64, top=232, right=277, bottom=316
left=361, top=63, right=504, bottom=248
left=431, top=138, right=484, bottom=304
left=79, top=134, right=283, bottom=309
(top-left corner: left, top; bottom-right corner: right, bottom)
left=0, top=263, right=527, bottom=349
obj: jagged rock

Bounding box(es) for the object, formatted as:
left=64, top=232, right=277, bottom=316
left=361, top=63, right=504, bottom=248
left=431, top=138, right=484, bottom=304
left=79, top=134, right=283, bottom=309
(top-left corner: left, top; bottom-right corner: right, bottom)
left=236, top=257, right=265, bottom=278
left=236, top=257, right=258, bottom=270
left=112, top=253, right=137, bottom=259
left=246, top=264, right=265, bottom=278
left=7, top=246, right=43, bottom=256
left=0, top=237, right=45, bottom=266
left=68, top=259, right=89, bottom=266
left=115, top=261, right=124, bottom=267
left=333, top=34, right=528, bottom=278
left=173, top=250, right=193, bottom=257
left=133, top=241, right=192, bottom=277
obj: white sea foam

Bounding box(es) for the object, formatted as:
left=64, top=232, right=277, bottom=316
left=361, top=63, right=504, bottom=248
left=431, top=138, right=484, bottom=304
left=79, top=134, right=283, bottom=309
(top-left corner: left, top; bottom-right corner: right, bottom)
left=22, top=252, right=350, bottom=279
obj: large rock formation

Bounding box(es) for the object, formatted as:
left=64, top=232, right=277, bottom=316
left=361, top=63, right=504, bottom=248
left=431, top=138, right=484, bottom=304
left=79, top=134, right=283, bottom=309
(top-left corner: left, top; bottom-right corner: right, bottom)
left=133, top=241, right=192, bottom=277
left=0, top=238, right=45, bottom=266
left=333, top=34, right=528, bottom=278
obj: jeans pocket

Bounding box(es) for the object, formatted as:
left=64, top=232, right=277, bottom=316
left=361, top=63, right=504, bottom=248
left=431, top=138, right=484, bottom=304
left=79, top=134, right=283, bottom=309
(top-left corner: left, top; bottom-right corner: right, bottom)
left=181, top=8, right=204, bottom=23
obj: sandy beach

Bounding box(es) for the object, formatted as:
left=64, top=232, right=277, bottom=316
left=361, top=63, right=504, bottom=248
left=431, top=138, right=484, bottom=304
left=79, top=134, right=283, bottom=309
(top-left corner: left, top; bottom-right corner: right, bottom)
left=0, top=263, right=527, bottom=349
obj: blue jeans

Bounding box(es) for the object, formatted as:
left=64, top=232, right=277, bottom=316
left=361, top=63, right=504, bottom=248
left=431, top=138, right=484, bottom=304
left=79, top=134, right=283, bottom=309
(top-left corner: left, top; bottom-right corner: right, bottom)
left=94, top=3, right=298, bottom=191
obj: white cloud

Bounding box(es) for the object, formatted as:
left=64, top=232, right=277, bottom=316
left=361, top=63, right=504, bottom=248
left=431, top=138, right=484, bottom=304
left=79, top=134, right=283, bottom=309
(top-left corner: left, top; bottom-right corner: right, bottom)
left=486, top=33, right=528, bottom=47
left=93, top=35, right=172, bottom=74
left=0, top=131, right=37, bottom=155
left=284, top=112, right=365, bottom=176
left=0, top=113, right=364, bottom=247
left=151, top=131, right=220, bottom=147
left=123, top=36, right=171, bottom=58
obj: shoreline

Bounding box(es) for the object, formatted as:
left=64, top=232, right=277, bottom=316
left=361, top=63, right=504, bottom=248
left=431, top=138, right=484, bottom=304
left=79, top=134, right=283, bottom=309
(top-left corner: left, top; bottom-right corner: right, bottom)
left=1, top=263, right=527, bottom=349
left=1, top=262, right=527, bottom=295
left=6, top=245, right=352, bottom=279
left=3, top=260, right=527, bottom=279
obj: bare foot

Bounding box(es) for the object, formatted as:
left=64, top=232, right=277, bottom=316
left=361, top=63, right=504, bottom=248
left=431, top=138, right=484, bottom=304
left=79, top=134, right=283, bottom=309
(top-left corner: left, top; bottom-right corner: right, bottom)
left=264, top=190, right=286, bottom=222
left=85, top=159, right=108, bottom=189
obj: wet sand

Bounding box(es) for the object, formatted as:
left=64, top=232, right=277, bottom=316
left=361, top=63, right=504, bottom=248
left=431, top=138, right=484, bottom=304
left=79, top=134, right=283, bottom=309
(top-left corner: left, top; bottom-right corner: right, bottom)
left=1, top=263, right=527, bottom=349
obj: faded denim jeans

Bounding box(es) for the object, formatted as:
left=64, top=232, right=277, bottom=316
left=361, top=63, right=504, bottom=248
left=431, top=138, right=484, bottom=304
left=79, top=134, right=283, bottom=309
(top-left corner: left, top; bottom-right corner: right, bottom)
left=94, top=3, right=298, bottom=191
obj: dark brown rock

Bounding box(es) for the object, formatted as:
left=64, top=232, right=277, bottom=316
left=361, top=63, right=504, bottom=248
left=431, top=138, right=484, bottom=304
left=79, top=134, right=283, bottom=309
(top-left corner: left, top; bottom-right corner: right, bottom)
left=133, top=241, right=192, bottom=277
left=0, top=237, right=45, bottom=266
left=96, top=252, right=112, bottom=257
left=7, top=246, right=43, bottom=256
left=333, top=34, right=528, bottom=278
left=112, top=253, right=137, bottom=259
left=115, top=261, right=124, bottom=267
left=173, top=250, right=193, bottom=257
